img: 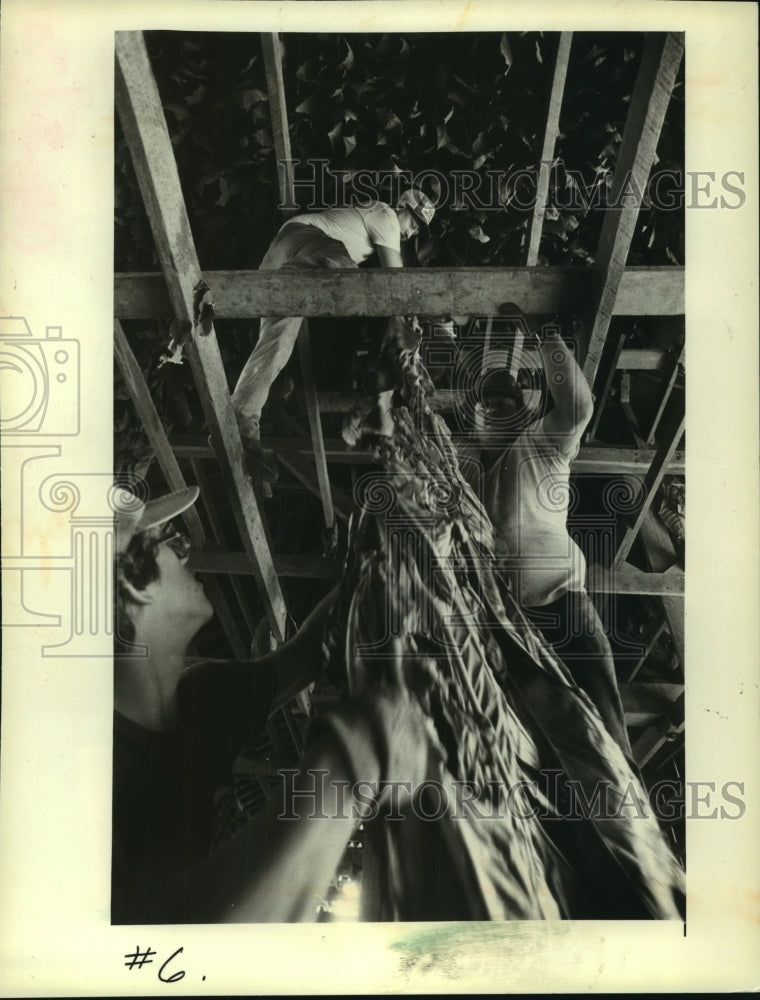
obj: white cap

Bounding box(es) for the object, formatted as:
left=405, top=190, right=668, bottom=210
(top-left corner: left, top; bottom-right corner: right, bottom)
left=397, top=188, right=435, bottom=229
left=113, top=485, right=198, bottom=554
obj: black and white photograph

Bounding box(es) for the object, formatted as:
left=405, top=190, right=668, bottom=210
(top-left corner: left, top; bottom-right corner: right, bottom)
left=112, top=26, right=689, bottom=925
left=1, top=0, right=758, bottom=994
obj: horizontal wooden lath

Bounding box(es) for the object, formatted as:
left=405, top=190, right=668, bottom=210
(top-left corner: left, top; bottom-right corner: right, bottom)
left=115, top=266, right=684, bottom=319
left=189, top=549, right=684, bottom=595
left=171, top=435, right=685, bottom=475
left=620, top=681, right=684, bottom=727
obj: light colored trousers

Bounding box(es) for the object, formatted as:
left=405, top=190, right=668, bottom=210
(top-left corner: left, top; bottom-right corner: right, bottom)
left=232, top=223, right=357, bottom=436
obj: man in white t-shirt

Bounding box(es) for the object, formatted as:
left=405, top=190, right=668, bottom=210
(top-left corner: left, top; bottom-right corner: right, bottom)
left=231, top=190, right=435, bottom=479
left=457, top=306, right=632, bottom=760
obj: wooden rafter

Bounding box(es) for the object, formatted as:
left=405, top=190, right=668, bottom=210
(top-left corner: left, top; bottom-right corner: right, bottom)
left=618, top=366, right=685, bottom=671
left=614, top=405, right=685, bottom=568
left=189, top=456, right=261, bottom=638
left=189, top=550, right=337, bottom=579
left=640, top=512, right=685, bottom=668
left=627, top=618, right=668, bottom=682
left=115, top=30, right=288, bottom=642
left=632, top=691, right=684, bottom=768
left=582, top=32, right=685, bottom=387
left=192, top=549, right=683, bottom=595
left=296, top=322, right=335, bottom=528
left=114, top=320, right=247, bottom=658
left=261, top=31, right=335, bottom=530
left=647, top=344, right=685, bottom=445
left=313, top=359, right=676, bottom=413
left=260, top=33, right=296, bottom=220
left=172, top=434, right=685, bottom=475
left=619, top=371, right=648, bottom=451
left=585, top=331, right=626, bottom=441
left=526, top=32, right=573, bottom=267
left=587, top=564, right=683, bottom=597
left=620, top=681, right=684, bottom=727
left=115, top=266, right=685, bottom=320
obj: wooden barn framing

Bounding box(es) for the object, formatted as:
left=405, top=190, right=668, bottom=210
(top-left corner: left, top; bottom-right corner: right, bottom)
left=113, top=30, right=686, bottom=784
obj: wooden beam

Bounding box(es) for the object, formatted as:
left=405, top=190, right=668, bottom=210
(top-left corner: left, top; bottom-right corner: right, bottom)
left=647, top=344, right=685, bottom=445
left=189, top=456, right=260, bottom=638
left=296, top=320, right=334, bottom=528
left=572, top=446, right=684, bottom=475
left=115, top=30, right=288, bottom=643
left=626, top=618, right=668, bottom=682
left=632, top=692, right=684, bottom=768
left=614, top=405, right=685, bottom=567
left=189, top=550, right=339, bottom=580
left=260, top=33, right=296, bottom=219
left=617, top=349, right=673, bottom=371
left=639, top=512, right=684, bottom=667
left=527, top=32, right=573, bottom=267
left=622, top=361, right=685, bottom=673
left=619, top=370, right=647, bottom=449
left=587, top=564, right=684, bottom=596
left=113, top=319, right=247, bottom=658
left=192, top=548, right=682, bottom=593
left=171, top=434, right=685, bottom=475
left=620, top=681, right=684, bottom=726
left=114, top=266, right=685, bottom=320
left=583, top=33, right=685, bottom=386
left=316, top=360, right=668, bottom=414
left=586, top=331, right=626, bottom=441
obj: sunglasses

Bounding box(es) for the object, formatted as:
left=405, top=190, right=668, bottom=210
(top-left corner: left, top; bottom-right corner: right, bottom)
left=158, top=521, right=192, bottom=560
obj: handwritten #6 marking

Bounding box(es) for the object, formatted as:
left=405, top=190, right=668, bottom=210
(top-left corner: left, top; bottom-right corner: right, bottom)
left=123, top=945, right=206, bottom=983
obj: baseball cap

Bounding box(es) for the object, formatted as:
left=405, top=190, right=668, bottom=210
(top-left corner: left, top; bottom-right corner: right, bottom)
left=463, top=366, right=524, bottom=412
left=397, top=188, right=435, bottom=232
left=479, top=368, right=524, bottom=402
left=114, top=484, right=199, bottom=554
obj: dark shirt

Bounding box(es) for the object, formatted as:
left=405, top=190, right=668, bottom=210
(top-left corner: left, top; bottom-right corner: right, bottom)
left=111, top=659, right=277, bottom=923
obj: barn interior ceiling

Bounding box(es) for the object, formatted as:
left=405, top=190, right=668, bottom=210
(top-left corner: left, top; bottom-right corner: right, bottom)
left=113, top=29, right=686, bottom=867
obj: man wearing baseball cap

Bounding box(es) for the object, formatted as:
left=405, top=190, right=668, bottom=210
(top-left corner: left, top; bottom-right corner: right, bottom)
left=228, top=189, right=435, bottom=485
left=455, top=304, right=633, bottom=763
left=111, top=483, right=439, bottom=922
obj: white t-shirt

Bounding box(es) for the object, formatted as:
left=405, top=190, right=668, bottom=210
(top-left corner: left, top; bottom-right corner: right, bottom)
left=282, top=204, right=401, bottom=264
left=483, top=417, right=587, bottom=607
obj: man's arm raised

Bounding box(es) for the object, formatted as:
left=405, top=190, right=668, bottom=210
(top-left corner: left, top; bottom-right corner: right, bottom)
left=536, top=322, right=594, bottom=451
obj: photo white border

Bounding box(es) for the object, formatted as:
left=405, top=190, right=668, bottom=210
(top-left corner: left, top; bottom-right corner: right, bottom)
left=1, top=0, right=758, bottom=994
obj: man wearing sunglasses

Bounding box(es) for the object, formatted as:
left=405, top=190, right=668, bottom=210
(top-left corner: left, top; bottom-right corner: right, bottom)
left=112, top=484, right=439, bottom=923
